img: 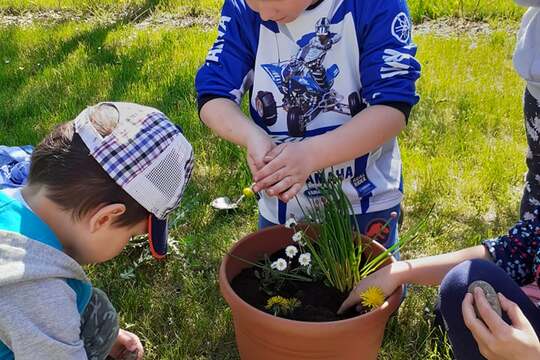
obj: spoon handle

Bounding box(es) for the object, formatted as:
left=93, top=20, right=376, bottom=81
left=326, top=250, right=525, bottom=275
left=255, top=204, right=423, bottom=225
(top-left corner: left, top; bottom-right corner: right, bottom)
left=234, top=194, right=246, bottom=206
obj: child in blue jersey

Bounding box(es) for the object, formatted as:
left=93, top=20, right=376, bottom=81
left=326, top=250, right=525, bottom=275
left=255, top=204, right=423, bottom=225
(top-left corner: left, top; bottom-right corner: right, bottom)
left=196, top=0, right=421, bottom=249
left=0, top=103, right=194, bottom=360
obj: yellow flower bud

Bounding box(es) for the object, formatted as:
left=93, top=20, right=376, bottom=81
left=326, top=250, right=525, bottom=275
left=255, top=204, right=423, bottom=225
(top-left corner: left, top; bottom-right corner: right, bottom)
left=243, top=187, right=255, bottom=198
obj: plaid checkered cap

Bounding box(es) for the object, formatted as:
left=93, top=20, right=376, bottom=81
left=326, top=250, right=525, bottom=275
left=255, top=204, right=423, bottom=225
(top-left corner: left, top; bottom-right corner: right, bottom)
left=73, top=102, right=194, bottom=259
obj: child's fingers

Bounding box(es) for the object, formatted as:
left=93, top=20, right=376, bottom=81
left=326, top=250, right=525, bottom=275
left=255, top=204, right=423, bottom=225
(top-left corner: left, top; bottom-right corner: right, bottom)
left=278, top=183, right=303, bottom=203
left=254, top=159, right=284, bottom=183
left=254, top=148, right=288, bottom=182
left=498, top=293, right=529, bottom=330
left=136, top=346, right=144, bottom=360
left=248, top=141, right=274, bottom=171
left=118, top=330, right=142, bottom=352
left=126, top=340, right=144, bottom=360
left=247, top=155, right=258, bottom=176
left=251, top=154, right=267, bottom=171
left=473, top=287, right=506, bottom=334
left=462, top=293, right=493, bottom=343
left=254, top=167, right=287, bottom=191
left=338, top=291, right=359, bottom=314
left=266, top=176, right=295, bottom=197
left=121, top=335, right=137, bottom=352
left=263, top=144, right=285, bottom=163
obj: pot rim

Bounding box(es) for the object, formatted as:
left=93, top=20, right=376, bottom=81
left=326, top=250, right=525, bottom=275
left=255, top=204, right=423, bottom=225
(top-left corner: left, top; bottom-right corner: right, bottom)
left=219, top=224, right=404, bottom=327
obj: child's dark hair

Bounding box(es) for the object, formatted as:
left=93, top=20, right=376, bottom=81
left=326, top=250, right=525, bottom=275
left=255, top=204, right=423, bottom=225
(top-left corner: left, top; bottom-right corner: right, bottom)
left=27, top=104, right=150, bottom=227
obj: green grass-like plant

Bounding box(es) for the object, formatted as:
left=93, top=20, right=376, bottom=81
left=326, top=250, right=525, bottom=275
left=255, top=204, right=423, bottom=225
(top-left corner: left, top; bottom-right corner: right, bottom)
left=298, top=174, right=362, bottom=293
left=299, top=173, right=429, bottom=293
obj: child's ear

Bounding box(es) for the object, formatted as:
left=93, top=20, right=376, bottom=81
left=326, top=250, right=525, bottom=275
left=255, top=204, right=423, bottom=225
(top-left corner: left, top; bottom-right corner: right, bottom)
left=89, top=204, right=126, bottom=233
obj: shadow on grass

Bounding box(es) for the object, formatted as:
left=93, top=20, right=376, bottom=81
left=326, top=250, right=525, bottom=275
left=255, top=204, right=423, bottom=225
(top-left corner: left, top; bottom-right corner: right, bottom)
left=0, top=0, right=177, bottom=144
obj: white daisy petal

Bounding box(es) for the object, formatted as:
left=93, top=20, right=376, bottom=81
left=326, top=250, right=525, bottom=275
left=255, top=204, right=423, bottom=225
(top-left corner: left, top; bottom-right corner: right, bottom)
left=275, top=258, right=288, bottom=271
left=299, top=253, right=311, bottom=266
left=292, top=231, right=303, bottom=243
left=285, top=245, right=298, bottom=258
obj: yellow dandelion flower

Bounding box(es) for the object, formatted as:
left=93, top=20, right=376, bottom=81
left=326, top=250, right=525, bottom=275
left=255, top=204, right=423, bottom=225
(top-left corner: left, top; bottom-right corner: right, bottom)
left=360, top=286, right=385, bottom=310
left=243, top=187, right=255, bottom=198
left=265, top=296, right=301, bottom=316
left=265, top=296, right=289, bottom=309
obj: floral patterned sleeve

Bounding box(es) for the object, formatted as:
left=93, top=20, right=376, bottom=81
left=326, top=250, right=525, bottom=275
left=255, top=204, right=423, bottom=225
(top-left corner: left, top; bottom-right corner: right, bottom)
left=482, top=208, right=540, bottom=286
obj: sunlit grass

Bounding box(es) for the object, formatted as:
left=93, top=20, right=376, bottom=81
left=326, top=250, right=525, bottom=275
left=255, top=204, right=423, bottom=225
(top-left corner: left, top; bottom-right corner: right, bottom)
left=0, top=0, right=526, bottom=22
left=0, top=12, right=526, bottom=360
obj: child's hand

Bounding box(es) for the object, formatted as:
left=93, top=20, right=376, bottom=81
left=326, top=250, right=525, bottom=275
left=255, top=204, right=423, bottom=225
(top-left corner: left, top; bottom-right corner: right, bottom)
left=109, top=328, right=144, bottom=360
left=246, top=132, right=276, bottom=176
left=462, top=291, right=540, bottom=360
left=252, top=142, right=314, bottom=202
left=337, top=263, right=401, bottom=314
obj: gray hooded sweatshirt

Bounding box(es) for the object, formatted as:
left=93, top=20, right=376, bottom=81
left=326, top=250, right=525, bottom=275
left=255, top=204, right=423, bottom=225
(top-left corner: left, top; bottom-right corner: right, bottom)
left=0, top=190, right=92, bottom=360
left=515, top=0, right=540, bottom=99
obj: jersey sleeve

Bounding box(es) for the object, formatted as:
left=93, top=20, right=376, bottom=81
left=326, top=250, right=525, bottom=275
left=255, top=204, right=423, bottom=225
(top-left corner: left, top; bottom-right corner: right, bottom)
left=482, top=208, right=540, bottom=286
left=195, top=0, right=258, bottom=111
left=0, top=279, right=88, bottom=360
left=356, top=0, right=421, bottom=107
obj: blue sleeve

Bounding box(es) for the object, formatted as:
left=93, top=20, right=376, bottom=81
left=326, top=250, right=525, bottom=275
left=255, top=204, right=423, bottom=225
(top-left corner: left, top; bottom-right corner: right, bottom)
left=195, top=0, right=259, bottom=109
left=356, top=0, right=421, bottom=107
left=482, top=208, right=540, bottom=286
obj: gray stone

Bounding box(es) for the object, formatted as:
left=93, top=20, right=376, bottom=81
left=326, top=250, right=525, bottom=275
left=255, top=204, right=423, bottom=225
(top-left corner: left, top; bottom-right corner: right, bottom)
left=468, top=280, right=502, bottom=317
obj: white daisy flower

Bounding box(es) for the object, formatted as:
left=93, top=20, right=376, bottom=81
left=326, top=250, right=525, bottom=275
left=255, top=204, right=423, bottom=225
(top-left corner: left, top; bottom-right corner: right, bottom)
left=285, top=245, right=298, bottom=258
left=271, top=261, right=278, bottom=269
left=292, top=231, right=303, bottom=243
left=299, top=253, right=311, bottom=266
left=285, top=217, right=297, bottom=229
left=274, top=258, right=288, bottom=271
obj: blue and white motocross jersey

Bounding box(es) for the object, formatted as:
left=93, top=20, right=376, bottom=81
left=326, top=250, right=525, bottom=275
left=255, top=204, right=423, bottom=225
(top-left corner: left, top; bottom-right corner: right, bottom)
left=196, top=0, right=421, bottom=225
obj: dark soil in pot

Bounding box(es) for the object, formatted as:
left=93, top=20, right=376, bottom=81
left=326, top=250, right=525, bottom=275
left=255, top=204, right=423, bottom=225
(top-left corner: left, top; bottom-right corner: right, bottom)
left=231, top=248, right=366, bottom=322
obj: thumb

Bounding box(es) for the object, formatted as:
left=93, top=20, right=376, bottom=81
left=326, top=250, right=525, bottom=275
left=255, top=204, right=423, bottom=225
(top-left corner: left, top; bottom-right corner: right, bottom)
left=499, top=293, right=529, bottom=330
left=338, top=291, right=359, bottom=315
left=251, top=153, right=266, bottom=171
left=247, top=154, right=259, bottom=175
left=263, top=144, right=285, bottom=163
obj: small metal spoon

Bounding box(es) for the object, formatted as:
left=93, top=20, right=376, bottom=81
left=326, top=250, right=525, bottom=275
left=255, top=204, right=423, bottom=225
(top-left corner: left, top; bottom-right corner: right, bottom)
left=211, top=194, right=246, bottom=210
left=211, top=184, right=258, bottom=210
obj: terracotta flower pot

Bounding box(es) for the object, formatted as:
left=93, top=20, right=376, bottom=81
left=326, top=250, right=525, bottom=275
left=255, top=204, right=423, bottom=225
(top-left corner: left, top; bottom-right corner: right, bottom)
left=219, top=225, right=404, bottom=360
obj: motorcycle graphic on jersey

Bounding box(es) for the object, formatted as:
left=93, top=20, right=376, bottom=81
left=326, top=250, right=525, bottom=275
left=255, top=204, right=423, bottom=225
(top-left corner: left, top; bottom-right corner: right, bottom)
left=256, top=17, right=365, bottom=137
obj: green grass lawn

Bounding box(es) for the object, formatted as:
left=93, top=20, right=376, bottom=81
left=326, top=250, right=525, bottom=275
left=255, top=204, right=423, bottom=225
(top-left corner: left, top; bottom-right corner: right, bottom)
left=0, top=0, right=527, bottom=22
left=0, top=3, right=528, bottom=360
left=0, top=0, right=222, bottom=18
left=408, top=0, right=525, bottom=22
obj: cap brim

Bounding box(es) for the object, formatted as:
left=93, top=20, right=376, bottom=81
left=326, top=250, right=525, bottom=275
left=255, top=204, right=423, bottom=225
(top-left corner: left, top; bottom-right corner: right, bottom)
left=148, top=215, right=168, bottom=260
